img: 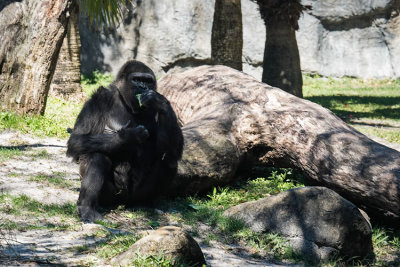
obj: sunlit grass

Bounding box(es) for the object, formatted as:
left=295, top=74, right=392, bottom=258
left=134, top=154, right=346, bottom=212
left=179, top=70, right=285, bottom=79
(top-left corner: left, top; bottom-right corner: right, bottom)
left=0, top=193, right=77, bottom=218
left=81, top=70, right=114, bottom=96
left=0, top=97, right=81, bottom=139
left=29, top=172, right=74, bottom=189
left=0, top=147, right=24, bottom=162
left=303, top=76, right=400, bottom=143
left=0, top=71, right=114, bottom=139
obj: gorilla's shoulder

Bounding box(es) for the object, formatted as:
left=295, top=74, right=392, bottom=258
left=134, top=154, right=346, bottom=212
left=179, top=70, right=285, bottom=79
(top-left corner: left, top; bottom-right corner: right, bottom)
left=90, top=86, right=114, bottom=100
left=87, top=86, right=116, bottom=104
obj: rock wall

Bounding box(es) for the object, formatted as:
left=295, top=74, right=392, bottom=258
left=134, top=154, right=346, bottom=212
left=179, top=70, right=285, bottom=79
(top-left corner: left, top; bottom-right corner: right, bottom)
left=79, top=0, right=400, bottom=79
left=297, top=0, right=400, bottom=78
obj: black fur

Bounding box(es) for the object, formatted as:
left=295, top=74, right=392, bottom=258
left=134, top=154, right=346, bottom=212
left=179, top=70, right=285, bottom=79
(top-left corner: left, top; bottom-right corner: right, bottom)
left=67, top=61, right=183, bottom=222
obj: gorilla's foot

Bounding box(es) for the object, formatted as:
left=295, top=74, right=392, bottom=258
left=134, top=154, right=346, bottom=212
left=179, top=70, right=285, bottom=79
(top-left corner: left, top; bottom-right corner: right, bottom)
left=78, top=205, right=103, bottom=223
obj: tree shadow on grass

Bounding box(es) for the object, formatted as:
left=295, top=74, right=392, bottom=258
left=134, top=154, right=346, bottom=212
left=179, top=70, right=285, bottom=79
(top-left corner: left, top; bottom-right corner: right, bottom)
left=0, top=144, right=66, bottom=151
left=306, top=95, right=400, bottom=122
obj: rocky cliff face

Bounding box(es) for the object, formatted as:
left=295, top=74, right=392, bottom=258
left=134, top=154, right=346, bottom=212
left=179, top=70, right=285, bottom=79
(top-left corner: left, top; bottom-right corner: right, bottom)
left=79, top=0, right=400, bottom=79
left=298, top=0, right=400, bottom=78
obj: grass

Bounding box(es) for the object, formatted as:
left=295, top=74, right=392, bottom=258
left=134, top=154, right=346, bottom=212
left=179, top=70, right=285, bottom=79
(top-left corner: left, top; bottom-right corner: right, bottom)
left=0, top=70, right=113, bottom=138
left=0, top=98, right=81, bottom=139
left=0, top=193, right=79, bottom=232
left=0, top=147, right=24, bottom=162
left=29, top=172, right=74, bottom=189
left=95, top=233, right=139, bottom=259
left=81, top=70, right=114, bottom=96
left=303, top=76, right=400, bottom=143
left=0, top=193, right=77, bottom=218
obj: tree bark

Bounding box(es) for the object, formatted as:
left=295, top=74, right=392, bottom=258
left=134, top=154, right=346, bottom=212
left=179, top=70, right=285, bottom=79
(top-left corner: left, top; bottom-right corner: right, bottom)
left=262, top=19, right=303, bottom=98
left=211, top=0, right=243, bottom=71
left=49, top=3, right=83, bottom=101
left=0, top=0, right=74, bottom=115
left=158, top=65, right=400, bottom=225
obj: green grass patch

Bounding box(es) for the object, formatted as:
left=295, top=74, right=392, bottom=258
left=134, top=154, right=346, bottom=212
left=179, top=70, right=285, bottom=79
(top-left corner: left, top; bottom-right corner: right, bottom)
left=29, top=149, right=50, bottom=159
left=192, top=168, right=304, bottom=209
left=0, top=97, right=81, bottom=138
left=0, top=147, right=25, bottom=162
left=29, top=172, right=73, bottom=189
left=303, top=76, right=400, bottom=143
left=81, top=70, right=114, bottom=96
left=352, top=125, right=400, bottom=144
left=0, top=218, right=71, bottom=231
left=0, top=71, right=113, bottom=138
left=0, top=193, right=77, bottom=218
left=95, top=233, right=139, bottom=259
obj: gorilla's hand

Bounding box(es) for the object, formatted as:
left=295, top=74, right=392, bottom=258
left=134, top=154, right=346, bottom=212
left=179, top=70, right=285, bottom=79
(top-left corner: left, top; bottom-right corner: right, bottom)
left=139, top=90, right=169, bottom=113
left=119, top=125, right=149, bottom=144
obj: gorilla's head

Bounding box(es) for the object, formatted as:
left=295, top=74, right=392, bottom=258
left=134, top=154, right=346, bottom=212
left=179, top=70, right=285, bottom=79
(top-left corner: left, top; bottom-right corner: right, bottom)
left=113, top=60, right=157, bottom=111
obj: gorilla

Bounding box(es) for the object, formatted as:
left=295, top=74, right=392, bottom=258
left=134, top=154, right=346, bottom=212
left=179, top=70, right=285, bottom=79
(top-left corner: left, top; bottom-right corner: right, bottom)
left=66, top=60, right=183, bottom=222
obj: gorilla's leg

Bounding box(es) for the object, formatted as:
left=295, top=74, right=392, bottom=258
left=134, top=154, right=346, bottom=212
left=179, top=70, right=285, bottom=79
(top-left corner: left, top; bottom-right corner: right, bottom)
left=77, top=153, right=112, bottom=222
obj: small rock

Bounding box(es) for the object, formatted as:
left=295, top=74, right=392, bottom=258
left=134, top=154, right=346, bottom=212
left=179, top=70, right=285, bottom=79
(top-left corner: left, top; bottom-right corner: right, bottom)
left=111, top=226, right=206, bottom=266
left=224, top=186, right=372, bottom=263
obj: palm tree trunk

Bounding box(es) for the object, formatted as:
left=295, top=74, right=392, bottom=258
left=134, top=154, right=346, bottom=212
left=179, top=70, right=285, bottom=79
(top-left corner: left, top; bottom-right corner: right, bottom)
left=50, top=3, right=83, bottom=101
left=211, top=0, right=243, bottom=71
left=262, top=19, right=303, bottom=98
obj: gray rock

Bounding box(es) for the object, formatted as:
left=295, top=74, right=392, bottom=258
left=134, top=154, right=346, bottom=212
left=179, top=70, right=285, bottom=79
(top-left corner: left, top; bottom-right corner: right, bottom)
left=224, top=186, right=372, bottom=263
left=111, top=226, right=206, bottom=266
left=302, top=0, right=393, bottom=22
left=297, top=1, right=400, bottom=78
left=80, top=0, right=214, bottom=77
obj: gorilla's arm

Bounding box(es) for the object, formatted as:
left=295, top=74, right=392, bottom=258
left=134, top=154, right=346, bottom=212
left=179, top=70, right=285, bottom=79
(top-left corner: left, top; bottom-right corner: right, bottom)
left=67, top=126, right=148, bottom=160
left=156, top=100, right=184, bottom=164
left=66, top=87, right=148, bottom=161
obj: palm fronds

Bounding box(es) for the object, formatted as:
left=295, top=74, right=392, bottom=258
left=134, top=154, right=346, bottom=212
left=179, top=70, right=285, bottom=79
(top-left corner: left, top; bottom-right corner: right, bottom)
left=254, top=0, right=311, bottom=29
left=79, top=0, right=133, bottom=28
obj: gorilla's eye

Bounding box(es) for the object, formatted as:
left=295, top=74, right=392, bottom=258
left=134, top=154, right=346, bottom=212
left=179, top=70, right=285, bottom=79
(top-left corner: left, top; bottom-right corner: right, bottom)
left=128, top=73, right=155, bottom=87
left=132, top=76, right=154, bottom=85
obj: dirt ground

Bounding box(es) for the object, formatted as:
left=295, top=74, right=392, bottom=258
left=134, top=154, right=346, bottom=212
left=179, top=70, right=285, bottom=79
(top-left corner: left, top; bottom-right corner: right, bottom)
left=0, top=130, right=304, bottom=267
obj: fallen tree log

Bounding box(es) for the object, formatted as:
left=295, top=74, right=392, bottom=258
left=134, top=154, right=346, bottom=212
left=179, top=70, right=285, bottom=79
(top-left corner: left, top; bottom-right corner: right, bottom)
left=158, top=65, right=400, bottom=225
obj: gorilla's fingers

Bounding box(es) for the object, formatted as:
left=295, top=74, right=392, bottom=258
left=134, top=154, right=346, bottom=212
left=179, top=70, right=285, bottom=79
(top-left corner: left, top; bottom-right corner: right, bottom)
left=140, top=91, right=169, bottom=113
left=119, top=125, right=149, bottom=144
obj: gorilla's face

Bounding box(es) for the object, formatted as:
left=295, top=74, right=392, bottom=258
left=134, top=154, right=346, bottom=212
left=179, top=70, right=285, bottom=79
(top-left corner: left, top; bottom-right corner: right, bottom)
left=114, top=61, right=157, bottom=111
left=127, top=72, right=156, bottom=94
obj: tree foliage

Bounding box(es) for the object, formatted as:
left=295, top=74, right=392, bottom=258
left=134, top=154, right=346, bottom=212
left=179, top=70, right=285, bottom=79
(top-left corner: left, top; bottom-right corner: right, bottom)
left=80, top=0, right=133, bottom=27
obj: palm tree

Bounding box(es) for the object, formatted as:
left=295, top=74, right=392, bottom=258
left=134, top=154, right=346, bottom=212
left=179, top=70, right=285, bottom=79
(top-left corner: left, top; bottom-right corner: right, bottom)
left=50, top=3, right=83, bottom=100
left=211, top=0, right=243, bottom=71
left=255, top=0, right=309, bottom=98
left=0, top=0, right=130, bottom=115
left=50, top=0, right=133, bottom=101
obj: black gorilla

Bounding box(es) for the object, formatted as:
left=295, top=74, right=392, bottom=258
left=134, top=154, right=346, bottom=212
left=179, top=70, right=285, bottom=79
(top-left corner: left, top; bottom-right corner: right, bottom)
left=67, top=60, right=183, bottom=222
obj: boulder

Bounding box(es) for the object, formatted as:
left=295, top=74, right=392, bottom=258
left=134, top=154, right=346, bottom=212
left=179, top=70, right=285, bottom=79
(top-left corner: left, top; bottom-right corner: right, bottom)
left=111, top=226, right=206, bottom=266
left=224, top=186, right=372, bottom=262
